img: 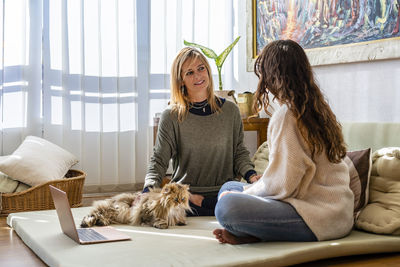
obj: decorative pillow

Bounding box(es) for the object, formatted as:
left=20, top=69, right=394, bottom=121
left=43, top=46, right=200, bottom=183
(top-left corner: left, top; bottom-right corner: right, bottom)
left=343, top=148, right=372, bottom=220
left=251, top=141, right=269, bottom=175
left=0, top=171, right=31, bottom=193
left=0, top=171, right=19, bottom=193
left=371, top=147, right=400, bottom=178
left=0, top=136, right=78, bottom=186
left=15, top=182, right=31, bottom=192
left=355, top=174, right=400, bottom=235
left=355, top=148, right=400, bottom=234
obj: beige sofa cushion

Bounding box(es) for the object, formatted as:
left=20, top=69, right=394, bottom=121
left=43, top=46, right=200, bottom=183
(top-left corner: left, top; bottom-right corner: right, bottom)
left=251, top=141, right=269, bottom=175
left=355, top=175, right=400, bottom=235
left=371, top=147, right=400, bottom=178
left=355, top=147, right=400, bottom=235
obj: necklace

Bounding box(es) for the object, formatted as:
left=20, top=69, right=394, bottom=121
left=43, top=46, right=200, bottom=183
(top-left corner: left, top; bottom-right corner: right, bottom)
left=190, top=100, right=208, bottom=112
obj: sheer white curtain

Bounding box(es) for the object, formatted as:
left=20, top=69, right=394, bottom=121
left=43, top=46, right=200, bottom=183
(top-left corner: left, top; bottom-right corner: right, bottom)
left=0, top=0, right=237, bottom=192
left=0, top=0, right=42, bottom=154
left=43, top=0, right=138, bottom=193
left=0, top=0, right=138, bottom=193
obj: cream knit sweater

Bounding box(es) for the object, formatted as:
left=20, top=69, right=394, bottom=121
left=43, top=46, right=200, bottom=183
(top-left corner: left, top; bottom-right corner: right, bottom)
left=243, top=104, right=354, bottom=241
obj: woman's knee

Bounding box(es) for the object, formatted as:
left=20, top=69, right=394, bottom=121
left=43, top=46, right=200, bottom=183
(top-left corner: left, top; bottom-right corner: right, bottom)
left=219, top=181, right=236, bottom=192
left=218, top=181, right=245, bottom=196
left=215, top=194, right=244, bottom=225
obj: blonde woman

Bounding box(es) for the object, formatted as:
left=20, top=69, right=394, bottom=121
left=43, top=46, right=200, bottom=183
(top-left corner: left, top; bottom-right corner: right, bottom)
left=144, top=47, right=258, bottom=216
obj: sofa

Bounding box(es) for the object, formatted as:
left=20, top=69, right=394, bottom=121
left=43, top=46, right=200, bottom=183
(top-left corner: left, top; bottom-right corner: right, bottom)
left=252, top=122, right=400, bottom=235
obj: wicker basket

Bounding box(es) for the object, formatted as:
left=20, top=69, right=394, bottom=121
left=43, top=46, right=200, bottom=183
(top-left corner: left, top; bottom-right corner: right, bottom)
left=1, top=169, right=85, bottom=216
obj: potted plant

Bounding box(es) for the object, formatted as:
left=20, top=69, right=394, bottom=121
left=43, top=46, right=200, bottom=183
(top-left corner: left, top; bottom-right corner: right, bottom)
left=184, top=37, right=241, bottom=102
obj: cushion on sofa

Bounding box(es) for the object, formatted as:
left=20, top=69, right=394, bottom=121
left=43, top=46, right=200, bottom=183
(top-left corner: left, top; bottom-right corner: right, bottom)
left=344, top=148, right=372, bottom=220
left=251, top=141, right=269, bottom=175
left=355, top=175, right=400, bottom=235
left=371, top=147, right=400, bottom=178
left=0, top=136, right=78, bottom=186
left=355, top=147, right=400, bottom=235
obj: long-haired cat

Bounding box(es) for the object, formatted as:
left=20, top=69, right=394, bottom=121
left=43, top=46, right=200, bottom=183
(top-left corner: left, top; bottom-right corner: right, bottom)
left=80, top=183, right=191, bottom=229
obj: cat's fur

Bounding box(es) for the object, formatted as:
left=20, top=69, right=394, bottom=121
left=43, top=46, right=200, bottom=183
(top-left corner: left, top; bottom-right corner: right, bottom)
left=80, top=183, right=191, bottom=229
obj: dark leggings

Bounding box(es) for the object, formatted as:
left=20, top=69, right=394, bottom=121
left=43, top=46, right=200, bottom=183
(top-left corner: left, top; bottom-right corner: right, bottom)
left=187, top=196, right=218, bottom=216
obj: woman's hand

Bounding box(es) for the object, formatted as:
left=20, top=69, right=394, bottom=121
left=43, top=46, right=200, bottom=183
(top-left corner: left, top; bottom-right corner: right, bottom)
left=249, top=174, right=262, bottom=183
left=189, top=194, right=204, bottom=207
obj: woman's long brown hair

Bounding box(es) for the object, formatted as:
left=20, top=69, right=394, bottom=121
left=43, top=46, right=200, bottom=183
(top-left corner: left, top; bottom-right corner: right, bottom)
left=253, top=40, right=346, bottom=163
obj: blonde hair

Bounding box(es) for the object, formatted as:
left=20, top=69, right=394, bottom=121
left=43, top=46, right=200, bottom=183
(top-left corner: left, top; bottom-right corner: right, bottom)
left=170, top=47, right=221, bottom=122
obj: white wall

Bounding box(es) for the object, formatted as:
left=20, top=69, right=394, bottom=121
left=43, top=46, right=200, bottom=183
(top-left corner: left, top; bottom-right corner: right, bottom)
left=235, top=0, right=400, bottom=124
left=314, top=60, right=400, bottom=122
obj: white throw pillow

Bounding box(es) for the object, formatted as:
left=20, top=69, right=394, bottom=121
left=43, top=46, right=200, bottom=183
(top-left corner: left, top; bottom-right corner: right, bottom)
left=0, top=136, right=78, bottom=186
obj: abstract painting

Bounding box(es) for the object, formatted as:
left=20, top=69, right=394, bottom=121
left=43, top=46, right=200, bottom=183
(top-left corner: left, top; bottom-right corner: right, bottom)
left=247, top=0, right=400, bottom=68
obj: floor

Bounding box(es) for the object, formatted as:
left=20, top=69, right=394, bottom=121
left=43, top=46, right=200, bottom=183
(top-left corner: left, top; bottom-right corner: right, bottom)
left=1, top=195, right=400, bottom=267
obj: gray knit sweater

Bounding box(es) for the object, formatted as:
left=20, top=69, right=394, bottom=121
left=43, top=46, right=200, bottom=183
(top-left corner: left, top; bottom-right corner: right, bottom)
left=145, top=101, right=254, bottom=196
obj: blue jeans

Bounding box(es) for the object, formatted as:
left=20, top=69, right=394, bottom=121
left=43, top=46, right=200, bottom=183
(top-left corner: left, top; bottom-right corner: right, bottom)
left=215, top=181, right=317, bottom=242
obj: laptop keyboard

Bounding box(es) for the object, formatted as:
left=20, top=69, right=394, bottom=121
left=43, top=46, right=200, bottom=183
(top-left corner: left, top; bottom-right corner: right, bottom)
left=77, top=228, right=107, bottom=242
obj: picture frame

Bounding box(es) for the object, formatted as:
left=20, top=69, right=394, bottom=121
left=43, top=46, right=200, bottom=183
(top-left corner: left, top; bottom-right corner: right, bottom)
left=246, top=0, right=400, bottom=71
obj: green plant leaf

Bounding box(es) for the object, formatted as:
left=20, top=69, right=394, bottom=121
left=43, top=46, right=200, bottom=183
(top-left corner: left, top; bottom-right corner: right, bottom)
left=183, top=40, right=218, bottom=59
left=215, top=36, right=241, bottom=67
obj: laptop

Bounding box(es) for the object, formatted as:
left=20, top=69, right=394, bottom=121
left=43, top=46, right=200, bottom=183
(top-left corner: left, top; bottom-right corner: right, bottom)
left=49, top=185, right=131, bottom=244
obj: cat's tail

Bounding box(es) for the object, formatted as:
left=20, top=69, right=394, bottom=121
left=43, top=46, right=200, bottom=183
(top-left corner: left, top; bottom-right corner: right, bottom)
left=113, top=192, right=140, bottom=207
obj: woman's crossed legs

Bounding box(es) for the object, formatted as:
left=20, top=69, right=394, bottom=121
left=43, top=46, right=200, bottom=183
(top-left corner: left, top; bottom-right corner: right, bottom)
left=213, top=181, right=317, bottom=244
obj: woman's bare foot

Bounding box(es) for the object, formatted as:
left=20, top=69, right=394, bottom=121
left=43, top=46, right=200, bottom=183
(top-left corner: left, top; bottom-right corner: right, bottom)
left=213, top=228, right=260, bottom=245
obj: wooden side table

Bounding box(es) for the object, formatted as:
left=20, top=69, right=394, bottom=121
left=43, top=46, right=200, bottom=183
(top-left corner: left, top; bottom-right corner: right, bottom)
left=242, top=117, right=269, bottom=147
